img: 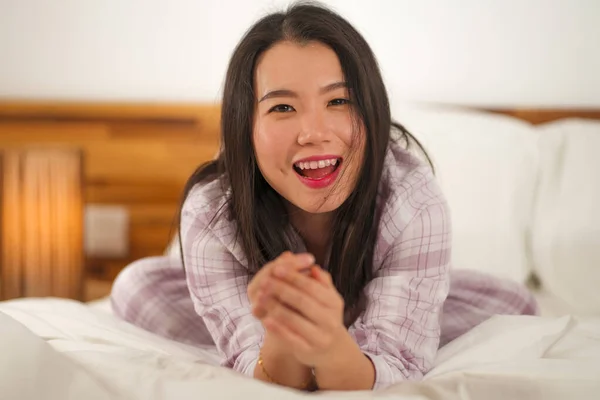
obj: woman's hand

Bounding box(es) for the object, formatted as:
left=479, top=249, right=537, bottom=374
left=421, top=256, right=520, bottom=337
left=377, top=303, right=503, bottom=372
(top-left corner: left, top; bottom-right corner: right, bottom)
left=257, top=264, right=347, bottom=369
left=248, top=251, right=315, bottom=318
left=249, top=252, right=317, bottom=388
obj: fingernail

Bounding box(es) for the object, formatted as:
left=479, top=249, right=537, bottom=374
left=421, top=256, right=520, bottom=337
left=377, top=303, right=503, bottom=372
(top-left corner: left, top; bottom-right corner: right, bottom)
left=299, top=253, right=315, bottom=265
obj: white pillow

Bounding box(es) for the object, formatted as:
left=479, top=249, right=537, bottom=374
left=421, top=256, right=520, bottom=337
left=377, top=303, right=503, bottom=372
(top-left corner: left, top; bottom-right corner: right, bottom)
left=531, top=118, right=600, bottom=315
left=393, top=104, right=539, bottom=283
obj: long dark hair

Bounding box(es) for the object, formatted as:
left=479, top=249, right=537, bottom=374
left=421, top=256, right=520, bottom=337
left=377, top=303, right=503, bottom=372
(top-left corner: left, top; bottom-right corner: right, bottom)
left=178, top=2, right=431, bottom=312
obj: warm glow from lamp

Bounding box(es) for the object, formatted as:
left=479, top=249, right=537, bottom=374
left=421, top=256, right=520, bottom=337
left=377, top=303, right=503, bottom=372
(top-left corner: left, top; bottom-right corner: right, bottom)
left=1, top=149, right=84, bottom=300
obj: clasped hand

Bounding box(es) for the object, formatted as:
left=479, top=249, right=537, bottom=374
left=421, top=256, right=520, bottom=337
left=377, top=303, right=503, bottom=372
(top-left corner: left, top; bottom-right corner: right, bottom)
left=248, top=251, right=346, bottom=368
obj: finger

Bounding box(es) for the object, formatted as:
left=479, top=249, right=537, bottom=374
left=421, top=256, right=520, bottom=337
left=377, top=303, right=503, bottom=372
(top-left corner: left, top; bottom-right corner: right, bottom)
left=272, top=267, right=337, bottom=307
left=263, top=317, right=312, bottom=354
left=273, top=252, right=315, bottom=272
left=270, top=251, right=314, bottom=267
left=311, top=268, right=345, bottom=310
left=311, top=266, right=333, bottom=287
left=254, top=287, right=291, bottom=319
left=248, top=252, right=293, bottom=297
left=264, top=300, right=321, bottom=347
left=262, top=276, right=331, bottom=325
left=251, top=290, right=268, bottom=319
left=248, top=252, right=314, bottom=299
left=254, top=253, right=314, bottom=295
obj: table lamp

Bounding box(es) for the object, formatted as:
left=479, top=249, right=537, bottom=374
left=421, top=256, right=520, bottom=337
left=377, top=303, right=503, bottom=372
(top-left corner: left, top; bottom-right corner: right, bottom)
left=1, top=148, right=84, bottom=300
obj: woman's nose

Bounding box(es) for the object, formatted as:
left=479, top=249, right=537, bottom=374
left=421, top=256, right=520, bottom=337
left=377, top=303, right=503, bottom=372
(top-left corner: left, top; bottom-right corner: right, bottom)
left=297, top=109, right=330, bottom=146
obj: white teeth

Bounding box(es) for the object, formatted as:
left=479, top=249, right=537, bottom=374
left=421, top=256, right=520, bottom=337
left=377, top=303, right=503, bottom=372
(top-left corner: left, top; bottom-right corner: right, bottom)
left=295, top=158, right=340, bottom=170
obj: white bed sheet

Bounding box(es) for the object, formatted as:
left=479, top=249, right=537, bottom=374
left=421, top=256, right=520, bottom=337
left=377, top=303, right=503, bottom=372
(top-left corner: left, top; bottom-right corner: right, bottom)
left=1, top=297, right=599, bottom=400
left=532, top=287, right=581, bottom=318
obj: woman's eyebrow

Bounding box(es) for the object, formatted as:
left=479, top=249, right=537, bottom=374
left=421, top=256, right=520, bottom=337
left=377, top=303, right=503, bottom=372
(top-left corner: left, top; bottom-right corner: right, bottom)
left=258, top=89, right=297, bottom=103
left=258, top=81, right=347, bottom=103
left=320, top=81, right=347, bottom=94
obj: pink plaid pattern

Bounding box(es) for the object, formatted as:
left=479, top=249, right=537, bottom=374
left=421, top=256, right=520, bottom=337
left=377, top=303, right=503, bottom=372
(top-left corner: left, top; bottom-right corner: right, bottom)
left=111, top=142, right=538, bottom=390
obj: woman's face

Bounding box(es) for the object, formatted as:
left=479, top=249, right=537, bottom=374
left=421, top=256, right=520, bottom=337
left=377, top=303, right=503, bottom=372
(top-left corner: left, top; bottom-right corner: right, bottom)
left=253, top=40, right=365, bottom=214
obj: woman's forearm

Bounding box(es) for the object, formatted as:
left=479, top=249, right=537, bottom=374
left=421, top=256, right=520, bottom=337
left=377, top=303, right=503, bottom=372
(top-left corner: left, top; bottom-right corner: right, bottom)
left=314, top=330, right=375, bottom=390
left=254, top=333, right=314, bottom=390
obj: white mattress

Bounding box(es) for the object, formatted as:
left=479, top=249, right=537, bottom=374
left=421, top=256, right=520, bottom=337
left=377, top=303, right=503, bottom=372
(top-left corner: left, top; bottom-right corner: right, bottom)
left=1, top=297, right=599, bottom=400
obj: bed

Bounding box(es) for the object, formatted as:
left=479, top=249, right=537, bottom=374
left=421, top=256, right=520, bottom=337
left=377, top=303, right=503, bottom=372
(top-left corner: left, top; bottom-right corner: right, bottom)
left=1, top=103, right=600, bottom=400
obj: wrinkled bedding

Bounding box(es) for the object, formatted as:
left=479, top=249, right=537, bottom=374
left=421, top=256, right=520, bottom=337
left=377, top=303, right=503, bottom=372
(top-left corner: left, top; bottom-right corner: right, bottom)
left=1, top=298, right=599, bottom=400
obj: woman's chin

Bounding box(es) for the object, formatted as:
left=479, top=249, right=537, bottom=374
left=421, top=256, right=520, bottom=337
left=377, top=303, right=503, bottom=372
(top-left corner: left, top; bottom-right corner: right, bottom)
left=287, top=196, right=346, bottom=215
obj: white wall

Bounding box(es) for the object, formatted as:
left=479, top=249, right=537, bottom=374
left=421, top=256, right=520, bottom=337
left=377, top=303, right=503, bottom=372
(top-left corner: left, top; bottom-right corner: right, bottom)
left=0, top=0, right=598, bottom=108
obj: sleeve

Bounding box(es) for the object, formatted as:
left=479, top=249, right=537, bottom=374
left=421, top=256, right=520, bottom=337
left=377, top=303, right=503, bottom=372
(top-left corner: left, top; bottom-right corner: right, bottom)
left=179, top=193, right=265, bottom=377
left=348, top=199, right=452, bottom=390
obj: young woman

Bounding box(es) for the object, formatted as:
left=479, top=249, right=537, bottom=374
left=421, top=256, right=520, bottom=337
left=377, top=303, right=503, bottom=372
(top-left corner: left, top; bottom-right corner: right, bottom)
left=111, top=3, right=538, bottom=392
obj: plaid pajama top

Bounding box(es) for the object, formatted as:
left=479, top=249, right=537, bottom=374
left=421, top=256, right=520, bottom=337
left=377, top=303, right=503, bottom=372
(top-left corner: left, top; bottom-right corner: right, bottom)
left=178, top=141, right=452, bottom=389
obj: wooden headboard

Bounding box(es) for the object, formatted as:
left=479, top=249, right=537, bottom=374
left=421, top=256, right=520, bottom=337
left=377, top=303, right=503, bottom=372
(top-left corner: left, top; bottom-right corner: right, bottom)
left=0, top=101, right=221, bottom=280
left=2, top=101, right=599, bottom=282
left=417, top=102, right=600, bottom=124
left=478, top=107, right=600, bottom=125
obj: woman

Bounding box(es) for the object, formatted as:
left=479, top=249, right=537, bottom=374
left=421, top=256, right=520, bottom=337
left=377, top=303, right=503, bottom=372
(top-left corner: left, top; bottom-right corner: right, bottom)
left=111, top=2, right=538, bottom=391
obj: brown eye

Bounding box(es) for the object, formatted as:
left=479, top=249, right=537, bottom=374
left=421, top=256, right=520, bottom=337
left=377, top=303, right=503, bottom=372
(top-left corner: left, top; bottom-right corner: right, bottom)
left=269, top=104, right=295, bottom=113
left=328, top=98, right=350, bottom=106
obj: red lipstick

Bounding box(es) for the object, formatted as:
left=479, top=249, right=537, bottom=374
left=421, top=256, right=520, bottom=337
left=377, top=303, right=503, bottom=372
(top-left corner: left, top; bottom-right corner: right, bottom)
left=293, top=155, right=342, bottom=190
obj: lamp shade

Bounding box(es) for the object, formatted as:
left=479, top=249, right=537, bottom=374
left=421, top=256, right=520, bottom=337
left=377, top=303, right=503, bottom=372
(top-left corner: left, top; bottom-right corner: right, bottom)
left=1, top=148, right=84, bottom=300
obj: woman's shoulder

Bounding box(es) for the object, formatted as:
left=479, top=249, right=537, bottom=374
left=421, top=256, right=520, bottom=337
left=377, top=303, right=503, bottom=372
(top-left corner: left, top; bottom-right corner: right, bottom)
left=377, top=140, right=450, bottom=237
left=180, top=176, right=250, bottom=266
left=181, top=176, right=231, bottom=229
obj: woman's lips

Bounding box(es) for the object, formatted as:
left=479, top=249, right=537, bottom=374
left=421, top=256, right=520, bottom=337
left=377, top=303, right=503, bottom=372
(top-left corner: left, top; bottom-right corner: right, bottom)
left=293, top=159, right=342, bottom=189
